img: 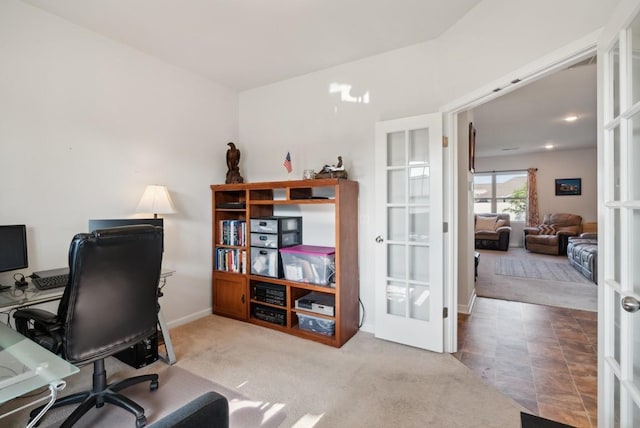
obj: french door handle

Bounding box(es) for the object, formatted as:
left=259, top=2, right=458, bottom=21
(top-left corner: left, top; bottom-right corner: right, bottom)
left=622, top=296, right=640, bottom=313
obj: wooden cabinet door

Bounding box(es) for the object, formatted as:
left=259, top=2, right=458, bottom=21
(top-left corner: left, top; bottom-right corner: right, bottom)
left=212, top=272, right=247, bottom=320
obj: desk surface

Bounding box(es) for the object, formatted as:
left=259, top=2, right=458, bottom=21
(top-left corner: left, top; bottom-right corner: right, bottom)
left=0, top=323, right=78, bottom=404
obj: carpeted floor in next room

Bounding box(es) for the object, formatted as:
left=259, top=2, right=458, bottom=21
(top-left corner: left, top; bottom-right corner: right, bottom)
left=457, top=248, right=598, bottom=427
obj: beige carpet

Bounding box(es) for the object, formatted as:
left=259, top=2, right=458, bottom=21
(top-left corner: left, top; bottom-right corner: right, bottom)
left=2, top=358, right=285, bottom=428
left=476, top=248, right=597, bottom=312
left=4, top=315, right=526, bottom=427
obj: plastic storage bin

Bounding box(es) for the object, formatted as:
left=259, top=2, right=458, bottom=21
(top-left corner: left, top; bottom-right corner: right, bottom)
left=250, top=217, right=302, bottom=234
left=279, top=245, right=335, bottom=286
left=250, top=232, right=301, bottom=248
left=250, top=248, right=282, bottom=278
left=296, top=313, right=335, bottom=336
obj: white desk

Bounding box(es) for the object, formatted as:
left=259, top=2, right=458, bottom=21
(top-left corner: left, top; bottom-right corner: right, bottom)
left=0, top=322, right=79, bottom=427
left=0, top=269, right=176, bottom=365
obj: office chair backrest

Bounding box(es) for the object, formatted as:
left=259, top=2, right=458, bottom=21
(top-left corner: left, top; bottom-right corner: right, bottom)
left=58, top=225, right=163, bottom=365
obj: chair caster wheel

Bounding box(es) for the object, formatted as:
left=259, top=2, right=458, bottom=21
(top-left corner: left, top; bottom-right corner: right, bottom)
left=150, top=380, right=159, bottom=391
left=136, top=415, right=147, bottom=427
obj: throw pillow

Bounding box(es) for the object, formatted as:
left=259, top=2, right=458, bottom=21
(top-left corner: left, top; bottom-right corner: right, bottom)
left=495, top=219, right=507, bottom=228
left=538, top=224, right=557, bottom=235
left=475, top=216, right=497, bottom=231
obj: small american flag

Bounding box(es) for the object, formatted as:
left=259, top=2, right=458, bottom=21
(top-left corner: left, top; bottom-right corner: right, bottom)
left=283, top=152, right=292, bottom=173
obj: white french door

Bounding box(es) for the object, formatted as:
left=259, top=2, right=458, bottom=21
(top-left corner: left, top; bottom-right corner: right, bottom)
left=599, top=0, right=640, bottom=426
left=374, top=113, right=444, bottom=352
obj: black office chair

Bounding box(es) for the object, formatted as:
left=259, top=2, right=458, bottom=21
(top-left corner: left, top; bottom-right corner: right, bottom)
left=14, top=225, right=164, bottom=428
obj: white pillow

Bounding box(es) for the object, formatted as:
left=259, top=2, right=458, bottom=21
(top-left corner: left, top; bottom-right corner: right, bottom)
left=475, top=216, right=498, bottom=231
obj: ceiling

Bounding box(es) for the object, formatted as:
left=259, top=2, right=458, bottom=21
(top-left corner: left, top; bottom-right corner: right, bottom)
left=20, top=0, right=597, bottom=158
left=471, top=58, right=597, bottom=159
left=21, top=0, right=483, bottom=91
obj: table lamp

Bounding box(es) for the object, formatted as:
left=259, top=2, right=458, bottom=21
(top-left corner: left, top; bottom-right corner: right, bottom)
left=136, top=185, right=176, bottom=218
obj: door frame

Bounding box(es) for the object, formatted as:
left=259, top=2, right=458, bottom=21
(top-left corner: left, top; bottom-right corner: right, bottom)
left=439, top=30, right=601, bottom=353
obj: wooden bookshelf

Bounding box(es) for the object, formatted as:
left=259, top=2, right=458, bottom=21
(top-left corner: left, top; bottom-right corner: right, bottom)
left=210, top=179, right=359, bottom=347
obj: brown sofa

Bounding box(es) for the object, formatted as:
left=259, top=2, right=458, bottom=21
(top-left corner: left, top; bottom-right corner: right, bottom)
left=523, top=213, right=582, bottom=255
left=474, top=213, right=511, bottom=251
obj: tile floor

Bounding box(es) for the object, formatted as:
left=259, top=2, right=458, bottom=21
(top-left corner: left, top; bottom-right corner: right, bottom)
left=455, top=297, right=597, bottom=428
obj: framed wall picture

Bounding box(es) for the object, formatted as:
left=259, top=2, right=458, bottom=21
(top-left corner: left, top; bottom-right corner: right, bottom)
left=555, top=178, right=581, bottom=196
left=469, top=122, right=476, bottom=173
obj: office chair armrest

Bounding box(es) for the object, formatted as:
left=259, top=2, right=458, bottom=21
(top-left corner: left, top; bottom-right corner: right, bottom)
left=14, top=308, right=63, bottom=354
left=14, top=308, right=61, bottom=336
left=14, top=308, right=58, bottom=325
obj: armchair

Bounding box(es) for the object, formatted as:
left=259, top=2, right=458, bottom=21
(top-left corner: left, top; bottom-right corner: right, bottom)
left=523, top=213, right=582, bottom=255
left=474, top=213, right=511, bottom=251
left=14, top=225, right=163, bottom=428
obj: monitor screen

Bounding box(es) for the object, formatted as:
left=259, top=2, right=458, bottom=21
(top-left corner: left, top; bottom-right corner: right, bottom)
left=0, top=225, right=28, bottom=273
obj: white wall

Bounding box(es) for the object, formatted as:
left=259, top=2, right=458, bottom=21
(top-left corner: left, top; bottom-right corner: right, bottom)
left=0, top=0, right=238, bottom=325
left=475, top=147, right=598, bottom=230
left=239, top=0, right=617, bottom=332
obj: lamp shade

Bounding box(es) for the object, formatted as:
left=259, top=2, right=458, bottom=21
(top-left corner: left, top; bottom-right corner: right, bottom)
left=136, top=185, right=176, bottom=218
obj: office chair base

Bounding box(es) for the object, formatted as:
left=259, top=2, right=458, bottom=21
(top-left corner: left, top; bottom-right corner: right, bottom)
left=29, top=360, right=159, bottom=427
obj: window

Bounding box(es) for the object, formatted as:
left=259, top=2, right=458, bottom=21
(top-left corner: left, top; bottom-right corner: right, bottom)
left=473, top=171, right=527, bottom=221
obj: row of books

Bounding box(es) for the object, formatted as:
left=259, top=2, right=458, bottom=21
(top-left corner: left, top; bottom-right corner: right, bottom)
left=215, top=248, right=247, bottom=273
left=219, top=220, right=246, bottom=246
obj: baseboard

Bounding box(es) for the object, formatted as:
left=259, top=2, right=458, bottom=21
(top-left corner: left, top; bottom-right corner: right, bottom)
left=166, top=308, right=212, bottom=329
left=458, top=289, right=477, bottom=315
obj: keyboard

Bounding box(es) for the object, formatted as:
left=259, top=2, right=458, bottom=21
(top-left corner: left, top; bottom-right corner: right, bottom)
left=32, top=274, right=69, bottom=290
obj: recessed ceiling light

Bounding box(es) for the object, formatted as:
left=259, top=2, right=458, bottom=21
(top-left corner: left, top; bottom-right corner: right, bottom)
left=545, top=144, right=554, bottom=149
left=564, top=115, right=579, bottom=122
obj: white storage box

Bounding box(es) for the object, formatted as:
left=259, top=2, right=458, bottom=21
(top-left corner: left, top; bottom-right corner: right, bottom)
left=296, top=313, right=335, bottom=336
left=250, top=247, right=282, bottom=278
left=250, top=217, right=302, bottom=234
left=280, top=245, right=335, bottom=286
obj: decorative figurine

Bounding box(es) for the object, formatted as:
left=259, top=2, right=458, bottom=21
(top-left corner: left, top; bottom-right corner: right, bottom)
left=225, top=142, right=244, bottom=184
left=314, top=156, right=348, bottom=179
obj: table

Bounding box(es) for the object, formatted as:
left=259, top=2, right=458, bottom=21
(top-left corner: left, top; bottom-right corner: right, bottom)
left=0, top=322, right=79, bottom=427
left=0, top=269, right=176, bottom=365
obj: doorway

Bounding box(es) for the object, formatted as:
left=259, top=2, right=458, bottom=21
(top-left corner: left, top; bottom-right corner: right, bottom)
left=443, top=40, right=599, bottom=427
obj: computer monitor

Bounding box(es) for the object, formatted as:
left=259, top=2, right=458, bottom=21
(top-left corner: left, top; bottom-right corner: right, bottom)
left=0, top=225, right=28, bottom=273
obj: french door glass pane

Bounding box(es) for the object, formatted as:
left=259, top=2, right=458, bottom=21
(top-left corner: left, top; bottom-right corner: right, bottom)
left=409, top=167, right=430, bottom=202
left=615, top=209, right=622, bottom=283
left=615, top=290, right=622, bottom=364
left=614, top=126, right=621, bottom=201
left=633, top=113, right=640, bottom=199
left=409, top=284, right=430, bottom=321
left=387, top=244, right=405, bottom=279
left=615, top=376, right=621, bottom=427
left=634, top=297, right=640, bottom=384
left=386, top=281, right=406, bottom=317
left=408, top=128, right=429, bottom=163
left=388, top=207, right=406, bottom=241
left=409, top=207, right=429, bottom=242
left=409, top=245, right=429, bottom=282
left=635, top=210, right=640, bottom=296
left=387, top=131, right=405, bottom=167
left=631, top=15, right=640, bottom=105
left=388, top=170, right=406, bottom=204
left=612, top=40, right=621, bottom=118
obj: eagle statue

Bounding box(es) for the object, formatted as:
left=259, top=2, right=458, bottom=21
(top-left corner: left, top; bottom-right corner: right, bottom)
left=225, top=142, right=244, bottom=184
